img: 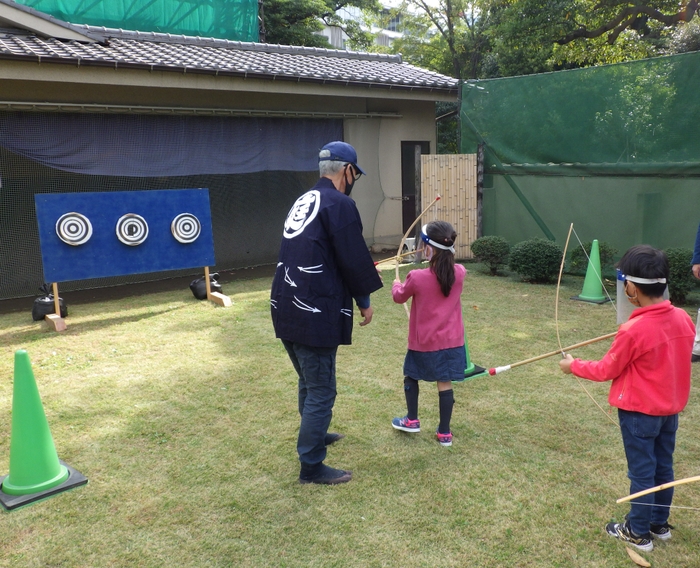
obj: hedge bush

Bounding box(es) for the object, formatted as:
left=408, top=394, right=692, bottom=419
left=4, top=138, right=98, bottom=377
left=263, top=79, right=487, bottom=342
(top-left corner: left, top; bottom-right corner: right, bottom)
left=471, top=235, right=510, bottom=275
left=509, top=238, right=562, bottom=283
left=568, top=241, right=618, bottom=275
left=665, top=247, right=695, bottom=305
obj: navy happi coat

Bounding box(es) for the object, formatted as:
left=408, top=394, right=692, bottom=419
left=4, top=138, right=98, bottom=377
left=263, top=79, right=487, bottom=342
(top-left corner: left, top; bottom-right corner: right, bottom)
left=271, top=177, right=383, bottom=348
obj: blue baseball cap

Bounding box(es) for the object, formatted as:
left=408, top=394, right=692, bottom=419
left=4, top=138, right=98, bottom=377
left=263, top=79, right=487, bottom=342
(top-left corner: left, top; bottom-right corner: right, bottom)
left=318, top=141, right=366, bottom=175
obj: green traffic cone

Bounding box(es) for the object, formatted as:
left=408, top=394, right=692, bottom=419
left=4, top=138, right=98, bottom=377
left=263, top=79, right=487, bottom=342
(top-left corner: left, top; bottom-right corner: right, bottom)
left=462, top=334, right=486, bottom=380
left=572, top=239, right=608, bottom=304
left=1, top=350, right=69, bottom=496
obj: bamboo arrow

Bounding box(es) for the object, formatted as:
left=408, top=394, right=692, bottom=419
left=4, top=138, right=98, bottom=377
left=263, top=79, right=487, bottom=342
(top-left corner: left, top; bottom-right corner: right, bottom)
left=616, top=475, right=700, bottom=504
left=374, top=249, right=420, bottom=266
left=488, top=331, right=617, bottom=375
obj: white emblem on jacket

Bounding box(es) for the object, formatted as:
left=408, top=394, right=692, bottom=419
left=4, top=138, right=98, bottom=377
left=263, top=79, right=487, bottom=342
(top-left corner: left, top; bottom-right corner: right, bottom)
left=283, top=190, right=320, bottom=239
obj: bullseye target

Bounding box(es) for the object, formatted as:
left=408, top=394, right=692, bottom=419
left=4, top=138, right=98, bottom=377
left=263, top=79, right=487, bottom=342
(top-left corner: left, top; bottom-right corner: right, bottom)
left=36, top=189, right=215, bottom=282
left=171, top=213, right=201, bottom=244
left=116, top=213, right=149, bottom=246
left=55, top=212, right=93, bottom=246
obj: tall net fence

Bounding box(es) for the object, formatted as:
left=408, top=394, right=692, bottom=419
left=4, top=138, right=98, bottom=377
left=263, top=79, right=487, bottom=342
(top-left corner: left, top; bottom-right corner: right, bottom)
left=0, top=111, right=340, bottom=300
left=461, top=51, right=700, bottom=254
left=15, top=0, right=259, bottom=42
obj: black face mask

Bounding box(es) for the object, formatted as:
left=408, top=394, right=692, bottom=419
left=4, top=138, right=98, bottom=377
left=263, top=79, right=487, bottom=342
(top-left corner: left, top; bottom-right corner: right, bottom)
left=345, top=177, right=355, bottom=197
left=344, top=165, right=358, bottom=196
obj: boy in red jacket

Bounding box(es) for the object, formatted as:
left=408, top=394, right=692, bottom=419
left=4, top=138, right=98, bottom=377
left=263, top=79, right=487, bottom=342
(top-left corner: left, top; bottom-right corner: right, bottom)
left=560, top=245, right=695, bottom=552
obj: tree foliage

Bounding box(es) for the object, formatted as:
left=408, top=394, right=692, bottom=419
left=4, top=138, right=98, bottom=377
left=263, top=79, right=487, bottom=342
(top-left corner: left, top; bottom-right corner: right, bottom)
left=263, top=0, right=380, bottom=48
left=556, top=0, right=699, bottom=46
left=381, top=0, right=699, bottom=79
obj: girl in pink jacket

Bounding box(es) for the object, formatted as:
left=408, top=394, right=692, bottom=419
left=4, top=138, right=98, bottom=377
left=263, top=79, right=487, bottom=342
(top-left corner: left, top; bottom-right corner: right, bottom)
left=391, top=221, right=467, bottom=447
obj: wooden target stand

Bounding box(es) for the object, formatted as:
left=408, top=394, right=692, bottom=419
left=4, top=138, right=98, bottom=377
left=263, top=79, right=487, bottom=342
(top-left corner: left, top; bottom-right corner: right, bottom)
left=45, top=267, right=231, bottom=332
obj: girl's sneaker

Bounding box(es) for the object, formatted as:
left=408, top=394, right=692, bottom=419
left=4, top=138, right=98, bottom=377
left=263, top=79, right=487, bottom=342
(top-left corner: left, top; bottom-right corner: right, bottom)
left=392, top=416, right=420, bottom=432
left=436, top=431, right=453, bottom=446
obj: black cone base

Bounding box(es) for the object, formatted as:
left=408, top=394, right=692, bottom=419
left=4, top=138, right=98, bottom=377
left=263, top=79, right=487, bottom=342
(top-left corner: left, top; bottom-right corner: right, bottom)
left=455, top=364, right=487, bottom=382
left=0, top=460, right=87, bottom=511
left=571, top=295, right=611, bottom=304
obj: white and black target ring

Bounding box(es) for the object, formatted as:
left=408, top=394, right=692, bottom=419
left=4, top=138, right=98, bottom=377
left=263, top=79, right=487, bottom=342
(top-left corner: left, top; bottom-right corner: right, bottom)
left=116, top=214, right=149, bottom=246
left=171, top=213, right=201, bottom=244
left=56, top=212, right=93, bottom=246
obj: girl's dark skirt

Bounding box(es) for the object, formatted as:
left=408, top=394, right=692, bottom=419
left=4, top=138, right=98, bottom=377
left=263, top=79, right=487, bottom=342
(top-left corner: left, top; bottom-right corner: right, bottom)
left=403, top=346, right=466, bottom=382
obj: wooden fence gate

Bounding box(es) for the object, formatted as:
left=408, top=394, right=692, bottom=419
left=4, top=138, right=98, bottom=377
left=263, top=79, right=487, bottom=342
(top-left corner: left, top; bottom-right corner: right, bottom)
left=419, top=154, right=478, bottom=260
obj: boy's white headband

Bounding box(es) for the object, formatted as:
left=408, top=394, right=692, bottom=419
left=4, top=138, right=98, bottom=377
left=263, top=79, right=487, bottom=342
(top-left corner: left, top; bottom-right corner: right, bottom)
left=420, top=224, right=455, bottom=254
left=623, top=274, right=667, bottom=284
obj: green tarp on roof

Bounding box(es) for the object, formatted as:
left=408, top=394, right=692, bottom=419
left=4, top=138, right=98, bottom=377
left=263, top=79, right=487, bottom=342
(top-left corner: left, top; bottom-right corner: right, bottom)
left=16, top=0, right=259, bottom=42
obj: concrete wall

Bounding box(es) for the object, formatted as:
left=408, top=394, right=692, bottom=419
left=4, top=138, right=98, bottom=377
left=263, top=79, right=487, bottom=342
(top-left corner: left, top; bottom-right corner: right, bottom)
left=345, top=99, right=437, bottom=250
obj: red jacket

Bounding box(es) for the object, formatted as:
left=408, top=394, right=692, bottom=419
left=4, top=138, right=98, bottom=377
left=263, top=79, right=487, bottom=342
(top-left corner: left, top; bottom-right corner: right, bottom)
left=571, top=301, right=694, bottom=416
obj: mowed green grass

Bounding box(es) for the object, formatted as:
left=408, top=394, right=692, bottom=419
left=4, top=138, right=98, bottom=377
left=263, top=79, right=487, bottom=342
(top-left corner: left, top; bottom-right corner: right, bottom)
left=0, top=264, right=698, bottom=568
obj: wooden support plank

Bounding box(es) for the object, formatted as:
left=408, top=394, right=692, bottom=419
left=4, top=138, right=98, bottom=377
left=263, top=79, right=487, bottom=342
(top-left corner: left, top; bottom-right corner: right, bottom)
left=204, top=266, right=232, bottom=307
left=45, top=314, right=66, bottom=332
left=209, top=292, right=232, bottom=307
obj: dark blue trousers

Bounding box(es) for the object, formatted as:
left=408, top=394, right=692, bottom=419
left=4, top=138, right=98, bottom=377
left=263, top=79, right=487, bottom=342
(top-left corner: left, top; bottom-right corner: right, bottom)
left=282, top=340, right=338, bottom=468
left=618, top=409, right=678, bottom=535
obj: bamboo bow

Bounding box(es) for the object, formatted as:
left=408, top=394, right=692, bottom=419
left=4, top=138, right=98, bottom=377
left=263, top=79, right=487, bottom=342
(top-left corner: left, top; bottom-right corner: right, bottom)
left=394, top=195, right=441, bottom=319
left=555, top=222, right=618, bottom=426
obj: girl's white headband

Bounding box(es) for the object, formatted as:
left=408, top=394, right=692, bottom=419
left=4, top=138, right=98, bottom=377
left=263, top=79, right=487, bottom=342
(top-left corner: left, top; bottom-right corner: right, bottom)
left=420, top=224, right=455, bottom=254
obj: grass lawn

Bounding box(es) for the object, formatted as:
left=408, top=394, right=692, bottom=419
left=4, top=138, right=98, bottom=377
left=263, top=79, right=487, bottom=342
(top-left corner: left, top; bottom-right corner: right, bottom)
left=1, top=262, right=699, bottom=567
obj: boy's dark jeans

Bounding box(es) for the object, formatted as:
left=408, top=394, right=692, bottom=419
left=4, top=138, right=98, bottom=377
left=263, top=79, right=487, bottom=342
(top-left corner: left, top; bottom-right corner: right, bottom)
left=618, top=409, right=678, bottom=535
left=282, top=340, right=338, bottom=469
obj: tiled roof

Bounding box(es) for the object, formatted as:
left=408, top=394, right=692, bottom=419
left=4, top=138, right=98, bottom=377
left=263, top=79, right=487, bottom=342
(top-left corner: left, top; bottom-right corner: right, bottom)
left=0, top=25, right=459, bottom=93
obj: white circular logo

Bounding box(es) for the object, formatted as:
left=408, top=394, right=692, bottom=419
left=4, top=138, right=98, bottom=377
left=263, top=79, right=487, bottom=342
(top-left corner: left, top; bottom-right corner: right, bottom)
left=171, top=213, right=201, bottom=244
left=283, top=190, right=320, bottom=239
left=55, top=212, right=93, bottom=246
left=116, top=214, right=149, bottom=246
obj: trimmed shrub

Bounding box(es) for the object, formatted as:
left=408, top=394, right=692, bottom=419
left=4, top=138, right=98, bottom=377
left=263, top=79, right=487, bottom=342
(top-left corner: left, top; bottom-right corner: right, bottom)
left=471, top=235, right=510, bottom=275
left=665, top=247, right=695, bottom=305
left=568, top=241, right=618, bottom=276
left=509, top=238, right=562, bottom=283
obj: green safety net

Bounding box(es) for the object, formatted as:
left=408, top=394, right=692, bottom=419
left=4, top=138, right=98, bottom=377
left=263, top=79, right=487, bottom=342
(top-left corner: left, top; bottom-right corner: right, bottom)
left=462, top=51, right=700, bottom=176
left=461, top=51, right=700, bottom=255
left=16, top=0, right=259, bottom=42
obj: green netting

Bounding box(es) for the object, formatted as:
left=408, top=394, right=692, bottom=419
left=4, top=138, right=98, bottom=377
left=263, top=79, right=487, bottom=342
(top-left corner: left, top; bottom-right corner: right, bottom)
left=461, top=51, right=700, bottom=176
left=16, top=0, right=259, bottom=42
left=461, top=52, right=700, bottom=254
left=481, top=174, right=700, bottom=257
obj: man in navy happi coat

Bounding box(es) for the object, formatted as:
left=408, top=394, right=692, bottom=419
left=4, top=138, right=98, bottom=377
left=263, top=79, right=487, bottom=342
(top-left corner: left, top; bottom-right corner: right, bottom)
left=271, top=141, right=383, bottom=485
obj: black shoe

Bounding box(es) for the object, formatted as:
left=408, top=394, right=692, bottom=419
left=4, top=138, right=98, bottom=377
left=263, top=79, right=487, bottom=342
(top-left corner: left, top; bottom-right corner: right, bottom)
left=299, top=463, right=352, bottom=485
left=650, top=522, right=673, bottom=541
left=325, top=432, right=345, bottom=446
left=692, top=353, right=700, bottom=363
left=605, top=520, right=653, bottom=552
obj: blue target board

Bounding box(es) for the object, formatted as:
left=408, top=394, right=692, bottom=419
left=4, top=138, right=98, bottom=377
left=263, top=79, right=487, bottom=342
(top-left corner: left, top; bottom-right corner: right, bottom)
left=35, top=189, right=215, bottom=282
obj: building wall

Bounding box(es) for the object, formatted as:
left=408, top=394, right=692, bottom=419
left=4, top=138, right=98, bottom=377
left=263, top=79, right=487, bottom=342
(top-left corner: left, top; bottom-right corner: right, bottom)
left=345, top=99, right=437, bottom=249
left=0, top=59, right=451, bottom=265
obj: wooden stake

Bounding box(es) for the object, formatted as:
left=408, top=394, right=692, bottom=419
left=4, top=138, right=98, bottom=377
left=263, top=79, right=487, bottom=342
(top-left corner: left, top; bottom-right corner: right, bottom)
left=45, top=282, right=66, bottom=331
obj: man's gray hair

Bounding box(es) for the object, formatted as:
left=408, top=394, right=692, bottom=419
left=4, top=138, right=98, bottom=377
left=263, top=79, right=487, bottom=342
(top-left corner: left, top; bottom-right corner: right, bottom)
left=319, top=148, right=347, bottom=177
